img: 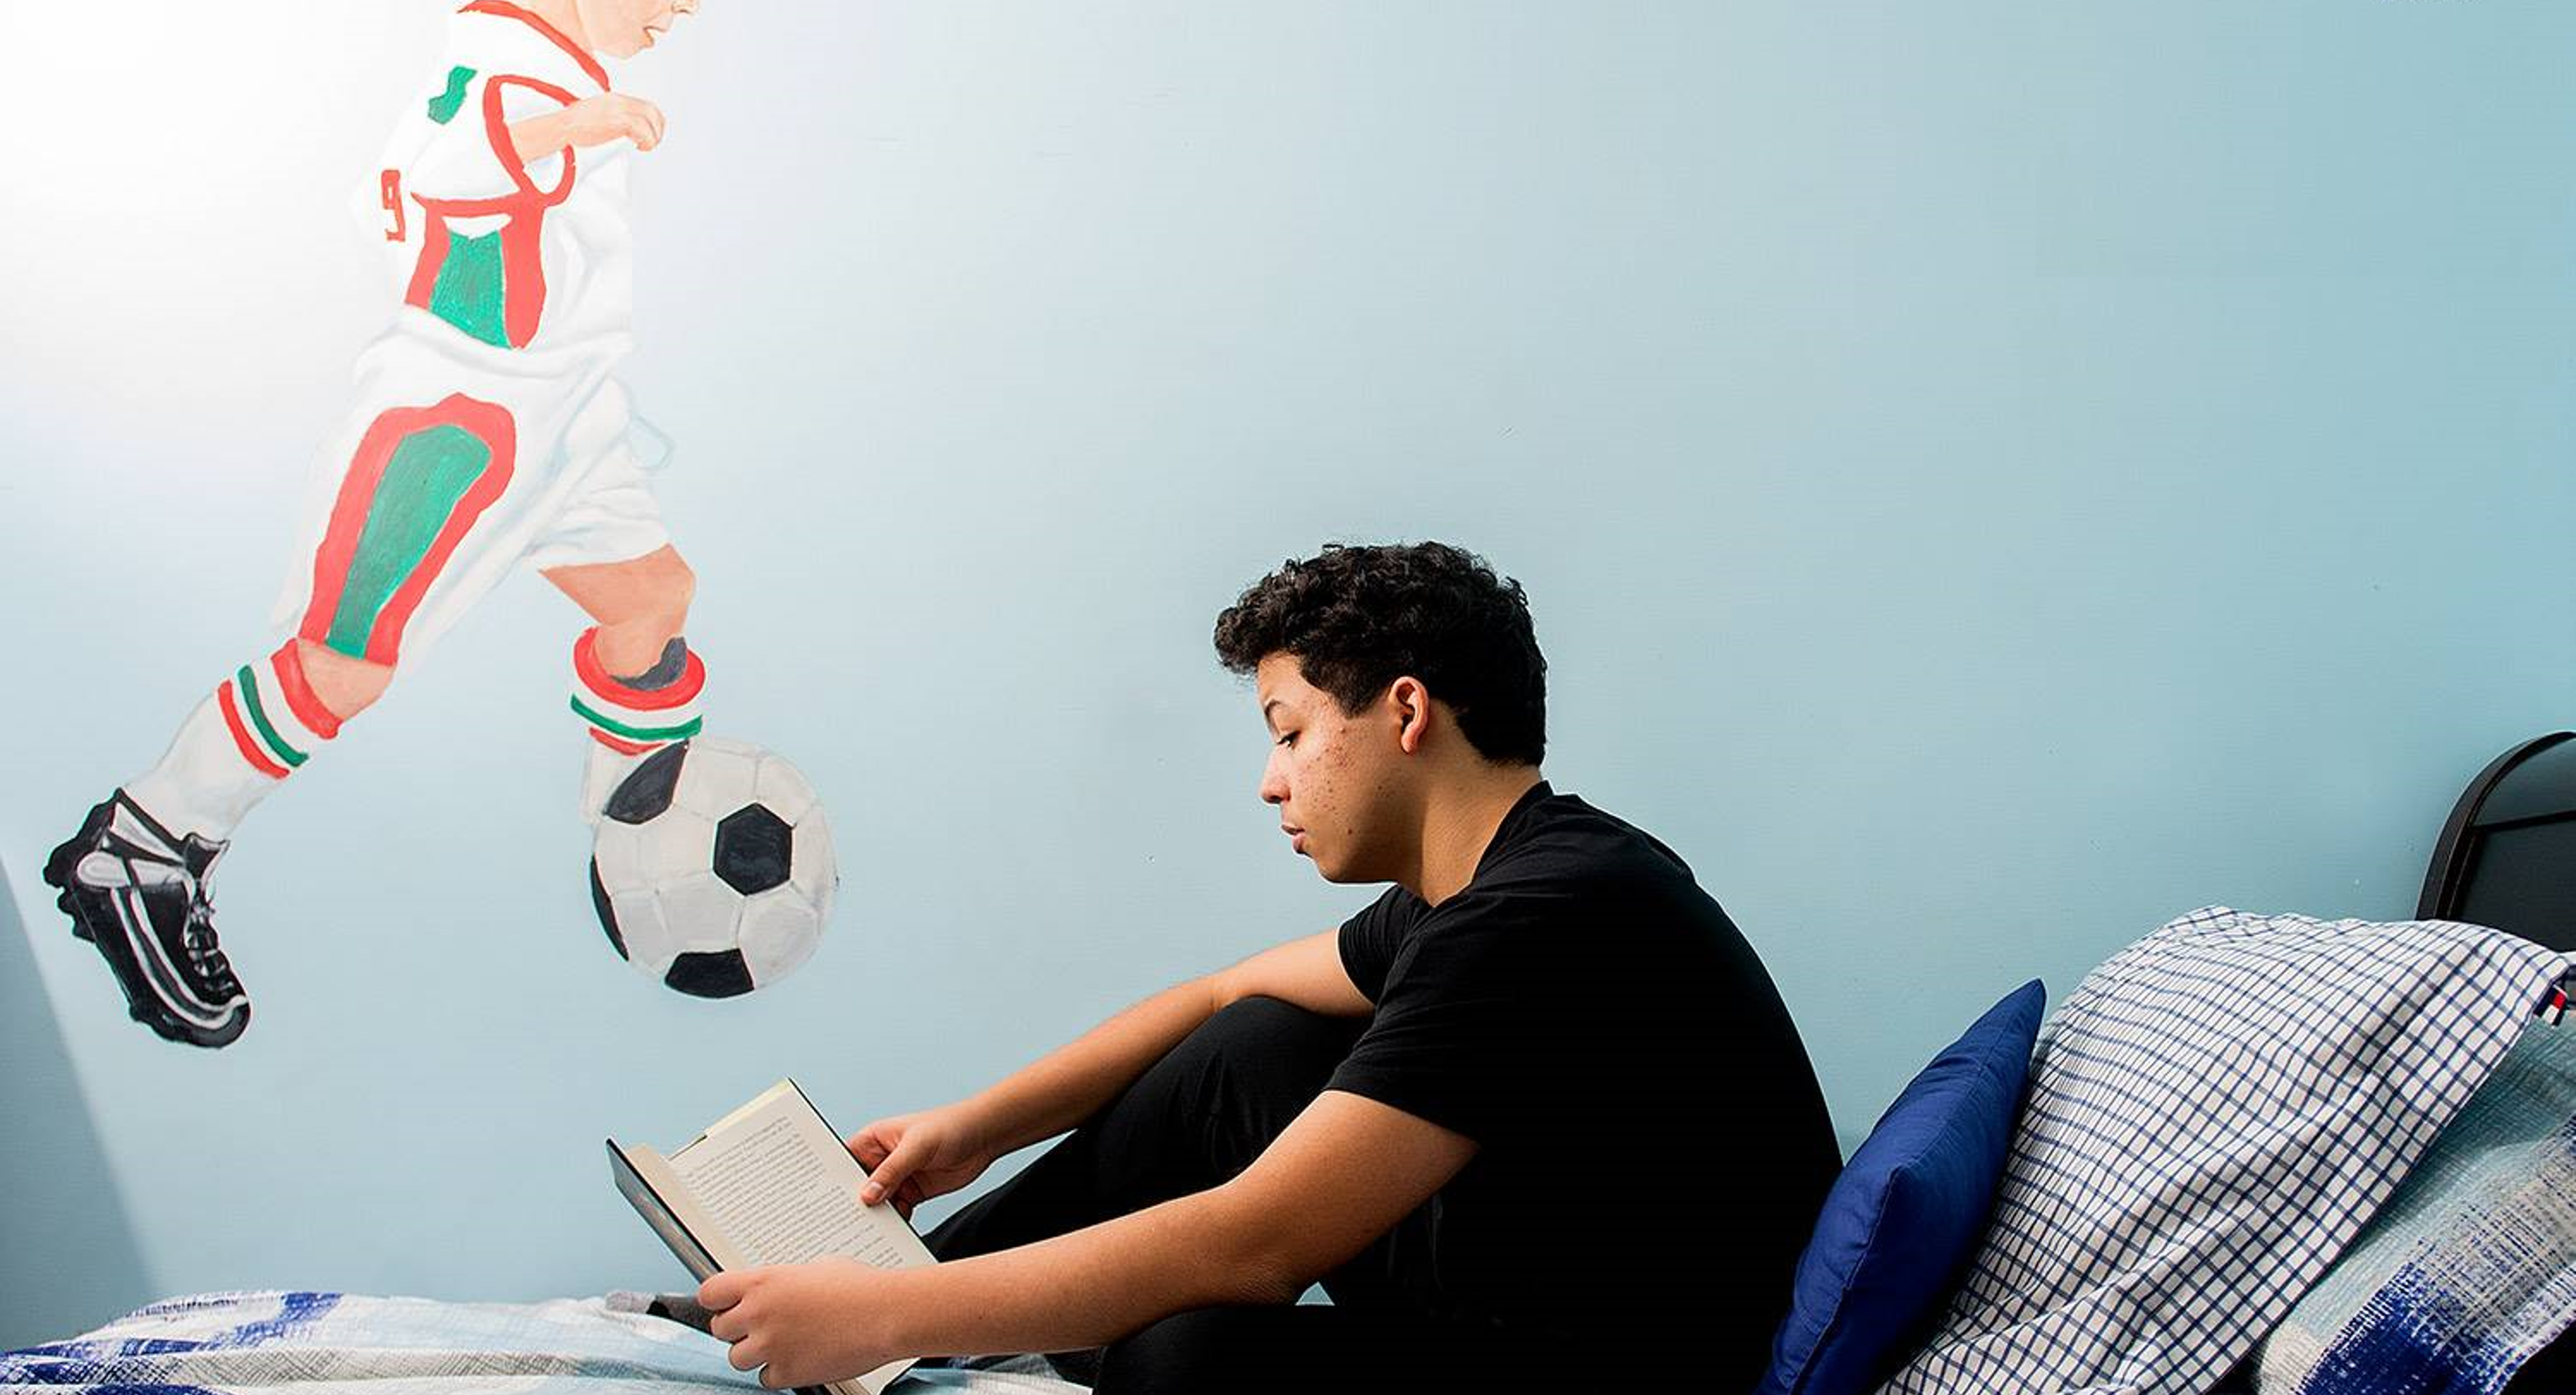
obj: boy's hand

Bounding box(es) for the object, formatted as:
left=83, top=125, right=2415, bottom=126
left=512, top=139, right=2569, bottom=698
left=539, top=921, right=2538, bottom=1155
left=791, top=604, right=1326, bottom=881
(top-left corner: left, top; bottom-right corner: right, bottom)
left=845, top=1102, right=1001, bottom=1219
left=699, top=1259, right=905, bottom=1389
left=511, top=93, right=667, bottom=161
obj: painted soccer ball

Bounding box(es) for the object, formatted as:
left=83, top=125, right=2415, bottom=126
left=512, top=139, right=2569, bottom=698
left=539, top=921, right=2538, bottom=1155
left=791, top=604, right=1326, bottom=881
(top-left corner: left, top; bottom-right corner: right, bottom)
left=588, top=738, right=838, bottom=997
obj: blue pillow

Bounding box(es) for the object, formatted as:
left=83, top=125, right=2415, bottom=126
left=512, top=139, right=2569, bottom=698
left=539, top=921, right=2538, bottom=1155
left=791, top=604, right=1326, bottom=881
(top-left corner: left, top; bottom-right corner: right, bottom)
left=1757, top=979, right=2046, bottom=1395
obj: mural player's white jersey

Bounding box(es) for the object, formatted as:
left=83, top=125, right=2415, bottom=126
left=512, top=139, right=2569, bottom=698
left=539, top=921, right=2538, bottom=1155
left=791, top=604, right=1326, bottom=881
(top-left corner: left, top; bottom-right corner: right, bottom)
left=359, top=0, right=637, bottom=366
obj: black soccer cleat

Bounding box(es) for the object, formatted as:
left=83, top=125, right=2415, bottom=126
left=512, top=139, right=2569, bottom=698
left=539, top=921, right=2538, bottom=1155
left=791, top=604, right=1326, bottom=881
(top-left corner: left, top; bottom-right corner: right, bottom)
left=43, top=791, right=251, bottom=1049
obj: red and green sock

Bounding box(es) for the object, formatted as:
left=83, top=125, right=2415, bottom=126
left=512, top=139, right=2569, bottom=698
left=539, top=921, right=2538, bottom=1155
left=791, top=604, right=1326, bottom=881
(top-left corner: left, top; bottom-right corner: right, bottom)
left=126, top=641, right=344, bottom=843
left=571, top=627, right=704, bottom=756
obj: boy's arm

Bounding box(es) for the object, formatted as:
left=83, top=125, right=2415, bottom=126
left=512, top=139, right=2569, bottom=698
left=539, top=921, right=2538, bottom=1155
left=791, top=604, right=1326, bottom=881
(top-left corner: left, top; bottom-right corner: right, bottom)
left=962, top=975, right=1234, bottom=1155
left=908, top=1091, right=1477, bottom=1347
left=1210, top=926, right=1375, bottom=1017
left=963, top=927, right=1369, bottom=1159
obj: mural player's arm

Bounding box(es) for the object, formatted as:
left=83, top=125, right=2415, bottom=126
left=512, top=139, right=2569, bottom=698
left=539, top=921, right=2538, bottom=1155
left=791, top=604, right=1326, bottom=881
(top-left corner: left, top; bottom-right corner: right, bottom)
left=843, top=927, right=1370, bottom=1217
left=509, top=92, right=668, bottom=159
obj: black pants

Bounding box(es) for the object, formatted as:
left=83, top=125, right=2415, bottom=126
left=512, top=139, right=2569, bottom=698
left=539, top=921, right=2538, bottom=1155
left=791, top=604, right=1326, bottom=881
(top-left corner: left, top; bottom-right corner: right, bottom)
left=923, top=996, right=1591, bottom=1394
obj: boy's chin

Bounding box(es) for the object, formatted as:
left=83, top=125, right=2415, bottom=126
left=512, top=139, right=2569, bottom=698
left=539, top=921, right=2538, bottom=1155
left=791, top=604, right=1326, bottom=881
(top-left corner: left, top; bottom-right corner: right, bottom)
left=1306, top=855, right=1362, bottom=885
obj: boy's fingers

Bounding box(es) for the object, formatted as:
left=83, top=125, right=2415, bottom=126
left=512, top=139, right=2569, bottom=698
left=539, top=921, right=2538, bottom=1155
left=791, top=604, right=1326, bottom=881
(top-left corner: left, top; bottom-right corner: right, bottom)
left=862, top=1140, right=917, bottom=1203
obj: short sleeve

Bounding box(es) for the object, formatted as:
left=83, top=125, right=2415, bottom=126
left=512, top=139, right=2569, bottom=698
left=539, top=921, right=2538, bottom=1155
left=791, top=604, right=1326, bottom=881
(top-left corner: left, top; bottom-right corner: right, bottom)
left=401, top=69, right=578, bottom=202
left=1325, top=888, right=1544, bottom=1144
left=1336, top=885, right=1420, bottom=1003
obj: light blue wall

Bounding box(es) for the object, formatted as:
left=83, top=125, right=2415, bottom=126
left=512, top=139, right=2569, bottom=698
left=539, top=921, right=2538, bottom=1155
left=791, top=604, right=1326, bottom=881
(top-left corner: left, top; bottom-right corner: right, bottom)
left=0, top=861, right=154, bottom=1349
left=3, top=1, right=2572, bottom=1330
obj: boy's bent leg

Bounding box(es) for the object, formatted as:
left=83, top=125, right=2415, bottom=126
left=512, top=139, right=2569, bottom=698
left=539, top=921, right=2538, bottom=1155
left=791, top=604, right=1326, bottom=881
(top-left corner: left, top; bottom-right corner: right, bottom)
left=1094, top=1305, right=1598, bottom=1395
left=925, top=996, right=1365, bottom=1263
left=923, top=997, right=1364, bottom=1383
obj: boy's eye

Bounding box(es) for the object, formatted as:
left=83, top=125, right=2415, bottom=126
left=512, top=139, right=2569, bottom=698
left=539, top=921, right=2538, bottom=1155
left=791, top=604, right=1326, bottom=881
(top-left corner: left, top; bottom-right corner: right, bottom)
left=1275, top=733, right=1297, bottom=748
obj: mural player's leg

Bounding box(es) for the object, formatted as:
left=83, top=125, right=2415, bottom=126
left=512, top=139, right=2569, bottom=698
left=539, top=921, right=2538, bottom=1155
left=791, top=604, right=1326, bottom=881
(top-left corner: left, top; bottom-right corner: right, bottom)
left=920, top=996, right=1367, bottom=1379
left=45, top=393, right=521, bottom=1049
left=543, top=544, right=703, bottom=820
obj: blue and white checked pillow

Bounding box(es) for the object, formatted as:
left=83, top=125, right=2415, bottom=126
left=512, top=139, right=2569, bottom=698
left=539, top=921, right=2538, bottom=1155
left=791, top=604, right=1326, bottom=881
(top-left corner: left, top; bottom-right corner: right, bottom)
left=1876, top=907, right=2565, bottom=1395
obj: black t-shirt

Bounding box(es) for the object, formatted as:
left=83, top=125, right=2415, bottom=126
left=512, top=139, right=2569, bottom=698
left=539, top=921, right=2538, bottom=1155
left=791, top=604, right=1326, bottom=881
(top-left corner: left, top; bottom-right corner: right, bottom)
left=1327, top=781, right=1841, bottom=1380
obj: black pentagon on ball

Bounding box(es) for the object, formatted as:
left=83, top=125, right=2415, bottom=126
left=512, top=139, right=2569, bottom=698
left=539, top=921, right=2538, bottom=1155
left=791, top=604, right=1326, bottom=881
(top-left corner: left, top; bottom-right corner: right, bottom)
left=666, top=947, right=757, bottom=998
left=713, top=804, right=794, bottom=896
left=588, top=859, right=631, bottom=961
left=605, top=741, right=690, bottom=825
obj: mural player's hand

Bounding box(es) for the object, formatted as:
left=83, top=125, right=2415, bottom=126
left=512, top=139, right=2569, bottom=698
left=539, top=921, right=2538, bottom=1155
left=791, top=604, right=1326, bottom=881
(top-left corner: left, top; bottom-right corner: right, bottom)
left=845, top=1102, right=1000, bottom=1220
left=561, top=93, right=668, bottom=151
left=700, top=1258, right=906, bottom=1390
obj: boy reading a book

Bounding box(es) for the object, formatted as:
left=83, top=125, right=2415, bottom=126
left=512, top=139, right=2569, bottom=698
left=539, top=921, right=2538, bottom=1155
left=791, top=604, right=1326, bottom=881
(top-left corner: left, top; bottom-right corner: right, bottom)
left=696, top=541, right=1842, bottom=1394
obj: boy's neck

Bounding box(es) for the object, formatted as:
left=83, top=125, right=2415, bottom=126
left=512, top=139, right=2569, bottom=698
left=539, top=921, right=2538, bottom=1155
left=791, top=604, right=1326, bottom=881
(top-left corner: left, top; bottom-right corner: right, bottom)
left=1415, top=767, right=1545, bottom=908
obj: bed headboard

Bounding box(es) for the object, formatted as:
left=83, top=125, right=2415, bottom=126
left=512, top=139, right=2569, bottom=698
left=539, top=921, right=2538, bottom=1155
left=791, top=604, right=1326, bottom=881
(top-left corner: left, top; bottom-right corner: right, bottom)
left=2420, top=731, right=2576, bottom=951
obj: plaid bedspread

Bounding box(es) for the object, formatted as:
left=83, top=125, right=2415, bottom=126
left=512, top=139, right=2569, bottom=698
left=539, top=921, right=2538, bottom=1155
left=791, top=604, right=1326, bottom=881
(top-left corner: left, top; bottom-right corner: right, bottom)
left=0, top=1290, right=1085, bottom=1394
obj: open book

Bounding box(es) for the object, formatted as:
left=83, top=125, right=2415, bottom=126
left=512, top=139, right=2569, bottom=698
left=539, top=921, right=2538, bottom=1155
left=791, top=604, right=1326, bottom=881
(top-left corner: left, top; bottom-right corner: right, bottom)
left=609, top=1079, right=938, bottom=1395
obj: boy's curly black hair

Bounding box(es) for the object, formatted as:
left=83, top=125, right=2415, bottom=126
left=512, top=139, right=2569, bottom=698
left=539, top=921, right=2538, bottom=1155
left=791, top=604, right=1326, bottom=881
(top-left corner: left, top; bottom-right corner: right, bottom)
left=1212, top=541, right=1546, bottom=767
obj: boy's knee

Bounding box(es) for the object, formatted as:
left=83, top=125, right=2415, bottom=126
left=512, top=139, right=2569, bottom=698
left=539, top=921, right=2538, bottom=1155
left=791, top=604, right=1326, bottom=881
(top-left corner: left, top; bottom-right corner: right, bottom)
left=1157, top=996, right=1362, bottom=1118
left=1096, top=1308, right=1258, bottom=1395
left=1192, top=995, right=1349, bottom=1064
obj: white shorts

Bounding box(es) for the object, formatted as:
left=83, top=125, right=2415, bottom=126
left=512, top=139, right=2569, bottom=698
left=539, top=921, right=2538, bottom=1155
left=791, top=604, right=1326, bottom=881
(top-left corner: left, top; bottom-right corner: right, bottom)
left=270, top=328, right=670, bottom=667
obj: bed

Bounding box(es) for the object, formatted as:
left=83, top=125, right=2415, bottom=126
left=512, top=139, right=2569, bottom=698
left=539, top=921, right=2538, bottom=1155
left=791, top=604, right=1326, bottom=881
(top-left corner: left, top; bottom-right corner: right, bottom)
left=0, top=1288, right=1088, bottom=1395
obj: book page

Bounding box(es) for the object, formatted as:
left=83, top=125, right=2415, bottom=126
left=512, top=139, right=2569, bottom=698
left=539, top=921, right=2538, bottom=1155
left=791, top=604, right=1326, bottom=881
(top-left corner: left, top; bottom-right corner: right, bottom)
left=666, top=1081, right=936, bottom=1273
left=672, top=1113, right=917, bottom=1269
left=628, top=1082, right=931, bottom=1395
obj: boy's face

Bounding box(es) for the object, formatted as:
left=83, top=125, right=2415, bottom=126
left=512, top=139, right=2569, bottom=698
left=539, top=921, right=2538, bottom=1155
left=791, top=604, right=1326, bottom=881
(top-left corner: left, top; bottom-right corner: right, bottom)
left=576, top=0, right=697, bottom=59
left=1254, top=654, right=1406, bottom=885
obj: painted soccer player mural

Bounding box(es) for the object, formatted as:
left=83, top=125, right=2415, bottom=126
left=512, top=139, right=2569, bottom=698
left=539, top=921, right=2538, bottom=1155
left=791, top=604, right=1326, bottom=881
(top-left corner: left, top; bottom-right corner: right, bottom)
left=43, top=0, right=729, bottom=1048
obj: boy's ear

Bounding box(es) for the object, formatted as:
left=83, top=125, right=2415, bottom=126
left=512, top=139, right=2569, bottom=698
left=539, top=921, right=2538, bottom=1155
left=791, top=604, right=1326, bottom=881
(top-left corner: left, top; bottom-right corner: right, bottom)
left=1389, top=676, right=1432, bottom=754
